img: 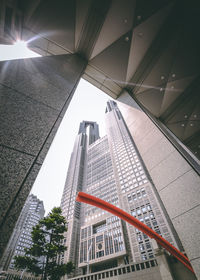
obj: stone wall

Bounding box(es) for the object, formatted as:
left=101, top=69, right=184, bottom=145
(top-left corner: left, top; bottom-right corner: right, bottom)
left=117, top=92, right=200, bottom=279
left=0, top=54, right=86, bottom=258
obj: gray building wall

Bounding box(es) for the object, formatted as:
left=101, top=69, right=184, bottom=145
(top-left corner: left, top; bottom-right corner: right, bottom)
left=0, top=194, right=44, bottom=270
left=105, top=101, right=180, bottom=263
left=61, top=132, right=86, bottom=267
left=117, top=92, right=200, bottom=278
left=61, top=121, right=100, bottom=271
left=79, top=136, right=126, bottom=273
left=71, top=260, right=162, bottom=280
left=0, top=54, right=86, bottom=259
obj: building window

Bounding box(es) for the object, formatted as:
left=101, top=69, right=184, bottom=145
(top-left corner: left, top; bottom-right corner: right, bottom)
left=96, top=235, right=103, bottom=243
left=93, top=222, right=107, bottom=234
left=96, top=250, right=104, bottom=258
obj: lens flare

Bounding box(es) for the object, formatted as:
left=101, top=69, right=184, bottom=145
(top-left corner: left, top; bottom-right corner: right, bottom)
left=0, top=40, right=41, bottom=61
left=14, top=40, right=27, bottom=47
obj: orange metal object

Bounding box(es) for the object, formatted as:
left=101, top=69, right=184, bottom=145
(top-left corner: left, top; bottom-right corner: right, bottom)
left=76, top=191, right=194, bottom=274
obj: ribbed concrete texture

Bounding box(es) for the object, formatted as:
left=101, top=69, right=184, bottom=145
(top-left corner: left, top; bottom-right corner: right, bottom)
left=117, top=92, right=200, bottom=279
left=0, top=54, right=86, bottom=258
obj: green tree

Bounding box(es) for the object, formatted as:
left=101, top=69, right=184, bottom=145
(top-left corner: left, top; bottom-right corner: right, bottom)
left=14, top=207, right=74, bottom=280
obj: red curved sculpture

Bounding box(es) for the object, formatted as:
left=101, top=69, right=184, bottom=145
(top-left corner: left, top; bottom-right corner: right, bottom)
left=76, top=191, right=194, bottom=274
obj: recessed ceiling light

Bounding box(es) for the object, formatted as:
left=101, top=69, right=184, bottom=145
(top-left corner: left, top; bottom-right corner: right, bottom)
left=190, top=123, right=194, bottom=126
left=181, top=124, right=185, bottom=127
left=172, top=73, right=176, bottom=78
left=184, top=115, right=188, bottom=118
left=161, top=76, right=165, bottom=80
left=193, top=114, right=197, bottom=118
left=125, top=37, right=129, bottom=42
left=160, top=88, right=164, bottom=91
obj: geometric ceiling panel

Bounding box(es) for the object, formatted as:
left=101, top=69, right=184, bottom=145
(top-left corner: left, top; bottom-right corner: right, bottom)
left=24, top=0, right=76, bottom=53
left=75, top=0, right=91, bottom=49
left=167, top=122, right=187, bottom=140
left=90, top=31, right=132, bottom=82
left=166, top=95, right=199, bottom=125
left=136, top=34, right=179, bottom=95
left=12, top=0, right=200, bottom=161
left=164, top=90, right=200, bottom=145
left=83, top=64, right=122, bottom=99
left=91, top=0, right=135, bottom=59
left=190, top=110, right=200, bottom=122
left=126, top=2, right=173, bottom=82
left=160, top=75, right=197, bottom=116
left=134, top=0, right=173, bottom=26
left=136, top=88, right=164, bottom=117
left=183, top=121, right=200, bottom=141
left=167, top=120, right=200, bottom=142
left=75, top=0, right=111, bottom=59
left=168, top=28, right=200, bottom=83
left=185, top=133, right=200, bottom=159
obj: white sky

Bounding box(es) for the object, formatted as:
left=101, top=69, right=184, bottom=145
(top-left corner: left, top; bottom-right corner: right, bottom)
left=31, top=79, right=111, bottom=214
left=0, top=42, right=111, bottom=215
left=0, top=41, right=41, bottom=60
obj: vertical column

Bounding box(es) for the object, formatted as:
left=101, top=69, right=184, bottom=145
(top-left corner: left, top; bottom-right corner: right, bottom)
left=0, top=54, right=87, bottom=258
left=0, top=0, right=5, bottom=38
left=117, top=92, right=200, bottom=278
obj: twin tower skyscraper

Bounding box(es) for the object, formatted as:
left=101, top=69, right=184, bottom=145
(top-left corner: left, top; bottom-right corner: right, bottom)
left=60, top=101, right=181, bottom=277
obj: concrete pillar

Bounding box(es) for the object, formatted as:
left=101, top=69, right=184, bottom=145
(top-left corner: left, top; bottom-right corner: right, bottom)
left=117, top=92, right=200, bottom=279
left=152, top=240, right=174, bottom=280
left=0, top=54, right=86, bottom=258
left=152, top=240, right=197, bottom=280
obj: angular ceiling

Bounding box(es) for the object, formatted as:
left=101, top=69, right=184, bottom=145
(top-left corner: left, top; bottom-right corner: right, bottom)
left=14, top=0, right=200, bottom=159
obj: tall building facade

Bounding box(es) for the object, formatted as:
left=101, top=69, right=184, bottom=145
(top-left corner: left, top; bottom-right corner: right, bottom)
left=104, top=101, right=182, bottom=263
left=0, top=194, right=45, bottom=270
left=60, top=101, right=182, bottom=278
left=60, top=121, right=100, bottom=269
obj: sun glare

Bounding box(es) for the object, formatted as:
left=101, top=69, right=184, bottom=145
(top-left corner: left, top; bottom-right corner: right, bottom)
left=0, top=40, right=41, bottom=61
left=14, top=40, right=27, bottom=48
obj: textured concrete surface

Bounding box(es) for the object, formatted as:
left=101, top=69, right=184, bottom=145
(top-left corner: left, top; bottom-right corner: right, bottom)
left=142, top=137, right=175, bottom=171
left=0, top=85, right=59, bottom=155
left=173, top=206, right=200, bottom=262
left=0, top=54, right=86, bottom=257
left=160, top=170, right=200, bottom=218
left=150, top=150, right=192, bottom=191
left=0, top=146, right=35, bottom=224
left=36, top=116, right=63, bottom=164
left=117, top=92, right=200, bottom=279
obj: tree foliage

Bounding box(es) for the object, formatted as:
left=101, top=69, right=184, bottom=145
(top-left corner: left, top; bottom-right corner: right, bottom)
left=14, top=207, right=74, bottom=279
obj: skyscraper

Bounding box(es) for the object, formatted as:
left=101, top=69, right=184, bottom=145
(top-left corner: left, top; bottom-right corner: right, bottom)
left=60, top=121, right=100, bottom=269
left=0, top=194, right=45, bottom=270
left=60, top=101, right=182, bottom=278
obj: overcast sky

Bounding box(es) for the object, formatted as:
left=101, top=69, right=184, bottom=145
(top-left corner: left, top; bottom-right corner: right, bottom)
left=31, top=79, right=111, bottom=214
